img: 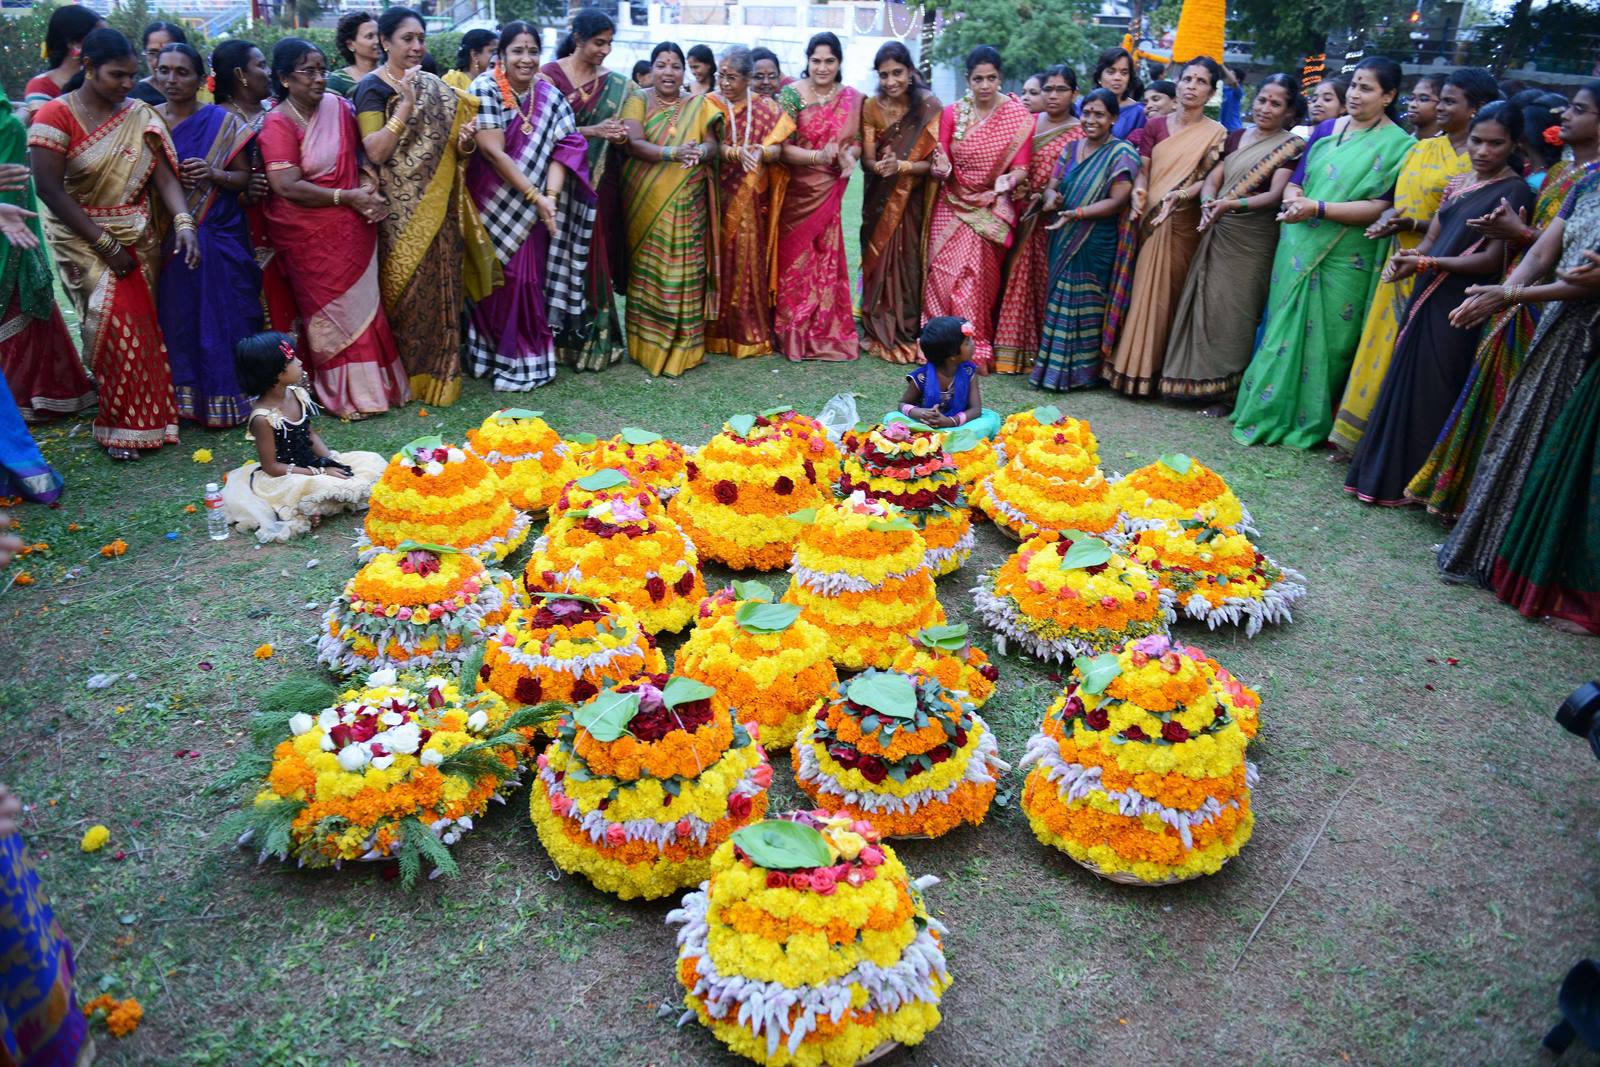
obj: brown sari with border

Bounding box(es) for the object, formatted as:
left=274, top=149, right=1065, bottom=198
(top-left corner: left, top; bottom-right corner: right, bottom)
left=706, top=92, right=793, bottom=358
left=858, top=91, right=941, bottom=364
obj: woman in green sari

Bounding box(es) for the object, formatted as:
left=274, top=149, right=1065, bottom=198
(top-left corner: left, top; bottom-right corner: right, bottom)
left=1231, top=57, right=1414, bottom=449
left=541, top=8, right=633, bottom=370
left=620, top=42, right=721, bottom=377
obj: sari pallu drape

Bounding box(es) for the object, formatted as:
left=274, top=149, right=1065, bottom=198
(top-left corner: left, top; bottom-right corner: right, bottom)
left=1439, top=171, right=1600, bottom=586
left=158, top=104, right=259, bottom=428
left=258, top=94, right=409, bottom=417
left=707, top=93, right=793, bottom=358
left=859, top=93, right=941, bottom=364
left=620, top=92, right=722, bottom=377
left=29, top=98, right=180, bottom=451
left=774, top=85, right=862, bottom=362
left=1332, top=134, right=1469, bottom=451
left=465, top=74, right=594, bottom=391
left=1030, top=138, right=1141, bottom=391
left=1230, top=120, right=1413, bottom=449
left=1406, top=160, right=1600, bottom=518
left=231, top=108, right=299, bottom=335
left=0, top=108, right=89, bottom=422
left=2, top=834, right=87, bottom=1067
left=993, top=121, right=1085, bottom=374
left=543, top=64, right=633, bottom=371
left=1103, top=115, right=1226, bottom=396
left=1344, top=174, right=1534, bottom=505
left=924, top=96, right=1034, bottom=370
left=1161, top=129, right=1304, bottom=402
left=356, top=71, right=497, bottom=407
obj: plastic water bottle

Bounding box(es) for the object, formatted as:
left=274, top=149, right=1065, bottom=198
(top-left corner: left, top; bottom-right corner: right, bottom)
left=204, top=482, right=228, bottom=541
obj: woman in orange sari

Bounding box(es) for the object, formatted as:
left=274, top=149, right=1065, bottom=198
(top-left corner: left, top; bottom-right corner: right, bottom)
left=1103, top=55, right=1226, bottom=396
left=923, top=45, right=1033, bottom=371
left=258, top=38, right=409, bottom=417
left=707, top=45, right=793, bottom=358
left=774, top=32, right=862, bottom=362
left=28, top=28, right=198, bottom=460
left=993, top=63, right=1083, bottom=373
left=859, top=41, right=940, bottom=364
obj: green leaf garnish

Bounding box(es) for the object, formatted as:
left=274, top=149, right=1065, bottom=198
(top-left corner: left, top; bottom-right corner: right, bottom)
left=576, top=468, right=629, bottom=491
left=786, top=508, right=817, bottom=524
left=661, top=676, right=716, bottom=709
left=574, top=689, right=639, bottom=742
left=1058, top=538, right=1113, bottom=570
left=868, top=517, right=916, bottom=532
left=942, top=429, right=981, bottom=453
left=915, top=624, right=970, bottom=652
left=1032, top=405, right=1062, bottom=425
left=736, top=602, right=802, bottom=634
left=730, top=580, right=773, bottom=603
left=403, top=434, right=446, bottom=454
left=1073, top=653, right=1123, bottom=695
left=495, top=408, right=543, bottom=422
left=620, top=427, right=663, bottom=445
left=731, top=820, right=833, bottom=870
left=760, top=405, right=794, bottom=417
left=530, top=591, right=603, bottom=606
left=392, top=539, right=459, bottom=555
left=847, top=672, right=917, bottom=720
left=726, top=414, right=758, bottom=438
left=1158, top=453, right=1194, bottom=475
left=567, top=433, right=598, bottom=446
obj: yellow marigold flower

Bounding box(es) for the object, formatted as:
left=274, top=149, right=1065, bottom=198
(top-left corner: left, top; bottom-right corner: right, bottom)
left=254, top=643, right=274, bottom=660
left=191, top=448, right=213, bottom=463
left=81, top=824, right=110, bottom=852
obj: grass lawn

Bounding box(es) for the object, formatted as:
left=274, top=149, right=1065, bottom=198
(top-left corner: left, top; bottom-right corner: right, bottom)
left=7, top=172, right=1599, bottom=1066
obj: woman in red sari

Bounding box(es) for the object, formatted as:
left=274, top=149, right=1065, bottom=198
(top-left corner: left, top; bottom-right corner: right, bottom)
left=774, top=32, right=862, bottom=362
left=29, top=28, right=198, bottom=460
left=708, top=45, right=793, bottom=357
left=924, top=45, right=1032, bottom=371
left=258, top=38, right=409, bottom=418
left=993, top=63, right=1083, bottom=373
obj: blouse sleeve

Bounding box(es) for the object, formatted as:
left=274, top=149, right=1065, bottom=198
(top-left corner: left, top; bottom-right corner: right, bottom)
left=25, top=99, right=72, bottom=154
left=1288, top=118, right=1336, bottom=186
left=351, top=77, right=391, bottom=136
left=620, top=87, right=645, bottom=124
left=937, top=105, right=954, bottom=157
left=256, top=112, right=300, bottom=171
left=471, top=75, right=505, bottom=130
left=776, top=84, right=803, bottom=122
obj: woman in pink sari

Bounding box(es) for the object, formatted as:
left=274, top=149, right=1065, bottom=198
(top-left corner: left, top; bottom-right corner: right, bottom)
left=257, top=38, right=408, bottom=418
left=924, top=45, right=1032, bottom=371
left=773, top=32, right=862, bottom=362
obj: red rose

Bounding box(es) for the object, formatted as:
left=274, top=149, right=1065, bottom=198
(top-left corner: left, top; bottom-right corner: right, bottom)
left=513, top=676, right=543, bottom=704
left=1123, top=725, right=1147, bottom=741
left=953, top=727, right=968, bottom=747
left=803, top=459, right=817, bottom=483
left=685, top=460, right=698, bottom=481
left=767, top=871, right=787, bottom=889
left=712, top=480, right=738, bottom=505
left=479, top=662, right=494, bottom=682
left=928, top=744, right=951, bottom=764
left=571, top=679, right=598, bottom=703
left=857, top=755, right=888, bottom=784
left=1053, top=433, right=1066, bottom=444
left=674, top=570, right=696, bottom=596
left=727, top=792, right=752, bottom=820
left=1063, top=695, right=1084, bottom=718
left=1161, top=721, right=1189, bottom=743
left=774, top=476, right=794, bottom=496
left=1083, top=707, right=1110, bottom=730
left=646, top=576, right=667, bottom=602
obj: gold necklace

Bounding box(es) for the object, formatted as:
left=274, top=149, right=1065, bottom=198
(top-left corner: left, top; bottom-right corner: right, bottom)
left=651, top=87, right=685, bottom=139
left=285, top=96, right=313, bottom=128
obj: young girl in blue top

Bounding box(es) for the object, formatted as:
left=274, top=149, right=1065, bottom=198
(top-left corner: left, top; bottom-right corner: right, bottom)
left=895, top=316, right=1002, bottom=439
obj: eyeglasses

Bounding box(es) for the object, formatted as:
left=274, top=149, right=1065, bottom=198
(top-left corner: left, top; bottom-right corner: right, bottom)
left=292, top=67, right=328, bottom=79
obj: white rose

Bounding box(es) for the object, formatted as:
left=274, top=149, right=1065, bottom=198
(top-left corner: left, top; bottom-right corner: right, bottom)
left=447, top=448, right=465, bottom=464
left=383, top=722, right=422, bottom=755
left=367, top=668, right=398, bottom=688
left=336, top=746, right=370, bottom=772
left=317, top=707, right=340, bottom=730
left=424, top=461, right=445, bottom=476
left=289, top=713, right=314, bottom=736
left=466, top=710, right=489, bottom=732
left=319, top=733, right=335, bottom=752
left=379, top=710, right=403, bottom=727
left=370, top=753, right=395, bottom=771
left=420, top=748, right=444, bottom=767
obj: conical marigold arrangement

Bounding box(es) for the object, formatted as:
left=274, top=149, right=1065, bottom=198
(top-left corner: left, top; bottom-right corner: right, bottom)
left=359, top=436, right=530, bottom=562
left=582, top=427, right=689, bottom=500
left=940, top=428, right=1000, bottom=514
left=839, top=421, right=972, bottom=576
left=1128, top=518, right=1307, bottom=636
left=752, top=405, right=841, bottom=473
left=317, top=544, right=516, bottom=676
left=676, top=584, right=838, bottom=750
left=667, top=812, right=951, bottom=1065
left=973, top=532, right=1172, bottom=662
left=782, top=493, right=945, bottom=670
left=475, top=592, right=664, bottom=722
left=1111, top=452, right=1257, bottom=534
left=669, top=415, right=831, bottom=571
left=524, top=468, right=706, bottom=634
left=977, top=429, right=1119, bottom=540
left=1019, top=635, right=1261, bottom=884
left=889, top=623, right=999, bottom=708
left=792, top=670, right=1008, bottom=840
left=464, top=408, right=580, bottom=517
left=529, top=674, right=771, bottom=899
left=997, top=404, right=1097, bottom=461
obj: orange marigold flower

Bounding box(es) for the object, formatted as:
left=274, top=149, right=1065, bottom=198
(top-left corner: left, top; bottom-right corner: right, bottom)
left=68, top=522, right=83, bottom=531
left=99, top=539, right=127, bottom=558
left=253, top=643, right=274, bottom=660
left=12, top=572, right=33, bottom=586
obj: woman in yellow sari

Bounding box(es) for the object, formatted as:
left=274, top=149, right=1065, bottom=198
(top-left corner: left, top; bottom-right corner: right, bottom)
left=354, top=6, right=495, bottom=407
left=621, top=42, right=722, bottom=377
left=29, top=28, right=199, bottom=459
left=707, top=45, right=792, bottom=358
left=1330, top=66, right=1497, bottom=452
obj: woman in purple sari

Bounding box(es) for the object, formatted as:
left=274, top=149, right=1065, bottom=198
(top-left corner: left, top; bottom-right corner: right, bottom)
left=465, top=21, right=594, bottom=390
left=153, top=43, right=260, bottom=426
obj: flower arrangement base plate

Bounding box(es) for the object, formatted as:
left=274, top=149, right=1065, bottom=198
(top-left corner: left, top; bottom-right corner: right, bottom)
left=859, top=1040, right=901, bottom=1065
left=996, top=522, right=1024, bottom=543
left=1077, top=856, right=1207, bottom=887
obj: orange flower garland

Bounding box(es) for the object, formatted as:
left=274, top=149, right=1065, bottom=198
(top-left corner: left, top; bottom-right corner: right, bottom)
left=1018, top=634, right=1260, bottom=883
left=782, top=494, right=945, bottom=670
left=889, top=624, right=999, bottom=707
left=940, top=428, right=1000, bottom=512
left=464, top=409, right=580, bottom=515
left=972, top=531, right=1172, bottom=662
left=359, top=437, right=529, bottom=563
left=998, top=405, right=1099, bottom=462
left=791, top=670, right=1009, bottom=839
left=747, top=406, right=841, bottom=472
left=669, top=419, right=830, bottom=571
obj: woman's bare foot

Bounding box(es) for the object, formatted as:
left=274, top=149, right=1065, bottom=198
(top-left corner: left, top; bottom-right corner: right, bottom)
left=106, top=446, right=140, bottom=461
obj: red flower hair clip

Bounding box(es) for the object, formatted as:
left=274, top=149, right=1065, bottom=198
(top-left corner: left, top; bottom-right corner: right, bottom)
left=207, top=74, right=216, bottom=94
left=1544, top=124, right=1566, bottom=147
left=278, top=340, right=297, bottom=361
left=959, top=320, right=975, bottom=337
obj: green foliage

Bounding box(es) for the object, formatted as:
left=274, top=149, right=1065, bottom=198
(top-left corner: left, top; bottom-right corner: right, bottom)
left=218, top=796, right=304, bottom=862
left=1469, top=0, right=1600, bottom=73
left=260, top=674, right=341, bottom=715
left=397, top=815, right=459, bottom=889
left=501, top=702, right=571, bottom=733
left=208, top=751, right=275, bottom=795
left=932, top=0, right=1116, bottom=85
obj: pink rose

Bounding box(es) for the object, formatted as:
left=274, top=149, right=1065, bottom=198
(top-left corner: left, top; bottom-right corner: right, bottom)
left=846, top=868, right=869, bottom=888
left=859, top=845, right=885, bottom=867
left=605, top=824, right=626, bottom=847
left=787, top=872, right=811, bottom=891
left=676, top=818, right=693, bottom=838
left=751, top=763, right=773, bottom=789
left=809, top=868, right=838, bottom=894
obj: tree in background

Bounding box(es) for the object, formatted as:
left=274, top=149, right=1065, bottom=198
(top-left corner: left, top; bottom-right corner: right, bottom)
left=932, top=0, right=1117, bottom=82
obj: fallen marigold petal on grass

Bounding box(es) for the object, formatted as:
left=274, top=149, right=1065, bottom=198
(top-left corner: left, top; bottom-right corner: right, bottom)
left=81, top=824, right=110, bottom=852
left=191, top=448, right=213, bottom=463
left=253, top=644, right=274, bottom=660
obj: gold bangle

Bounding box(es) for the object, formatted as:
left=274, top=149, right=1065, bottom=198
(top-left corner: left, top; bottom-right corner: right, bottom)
left=543, top=188, right=560, bottom=200
left=897, top=160, right=911, bottom=175
left=522, top=186, right=540, bottom=202
left=332, top=188, right=342, bottom=207
left=172, top=211, right=196, bottom=232
left=93, top=230, right=121, bottom=256
left=384, top=116, right=405, bottom=137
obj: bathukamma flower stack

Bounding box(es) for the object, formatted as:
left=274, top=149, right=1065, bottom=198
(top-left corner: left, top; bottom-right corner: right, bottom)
left=464, top=408, right=580, bottom=516
left=358, top=436, right=530, bottom=562
left=838, top=421, right=971, bottom=576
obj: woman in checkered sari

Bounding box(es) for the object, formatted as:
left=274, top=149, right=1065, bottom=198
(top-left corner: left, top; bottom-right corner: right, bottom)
left=620, top=42, right=722, bottom=377
left=465, top=21, right=595, bottom=390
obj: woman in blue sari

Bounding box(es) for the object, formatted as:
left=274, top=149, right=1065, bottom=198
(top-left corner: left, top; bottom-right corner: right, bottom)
left=154, top=43, right=259, bottom=427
